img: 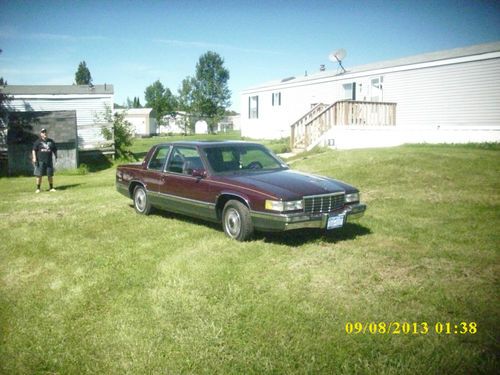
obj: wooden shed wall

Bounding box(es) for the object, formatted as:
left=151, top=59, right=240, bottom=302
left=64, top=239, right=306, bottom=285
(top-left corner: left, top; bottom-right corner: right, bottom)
left=7, top=111, right=77, bottom=175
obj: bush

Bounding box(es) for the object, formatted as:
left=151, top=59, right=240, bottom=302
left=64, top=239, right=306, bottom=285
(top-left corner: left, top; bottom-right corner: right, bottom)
left=102, top=112, right=135, bottom=159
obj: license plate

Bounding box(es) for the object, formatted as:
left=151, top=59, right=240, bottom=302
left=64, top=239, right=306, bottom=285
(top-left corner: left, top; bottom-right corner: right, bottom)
left=327, top=214, right=345, bottom=230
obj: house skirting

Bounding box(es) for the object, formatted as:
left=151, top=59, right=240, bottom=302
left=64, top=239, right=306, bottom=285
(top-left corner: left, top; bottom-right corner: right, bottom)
left=316, top=125, right=500, bottom=150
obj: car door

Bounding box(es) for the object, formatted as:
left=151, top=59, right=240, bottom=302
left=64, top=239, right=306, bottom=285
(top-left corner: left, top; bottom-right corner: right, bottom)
left=159, top=145, right=216, bottom=221
left=143, top=145, right=171, bottom=206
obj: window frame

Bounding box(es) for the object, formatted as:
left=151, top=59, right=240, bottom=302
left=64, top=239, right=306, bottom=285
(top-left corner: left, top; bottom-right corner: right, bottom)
left=343, top=82, right=356, bottom=100
left=147, top=145, right=171, bottom=171
left=248, top=95, right=259, bottom=119
left=272, top=92, right=281, bottom=107
left=165, top=145, right=204, bottom=175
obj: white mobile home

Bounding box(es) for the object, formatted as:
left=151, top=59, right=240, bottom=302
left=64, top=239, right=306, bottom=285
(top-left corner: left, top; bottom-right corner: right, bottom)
left=2, top=85, right=114, bottom=151
left=114, top=107, right=157, bottom=137
left=241, top=42, right=500, bottom=149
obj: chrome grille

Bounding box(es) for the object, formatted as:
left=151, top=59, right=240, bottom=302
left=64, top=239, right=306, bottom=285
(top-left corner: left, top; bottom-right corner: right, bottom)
left=303, top=193, right=345, bottom=214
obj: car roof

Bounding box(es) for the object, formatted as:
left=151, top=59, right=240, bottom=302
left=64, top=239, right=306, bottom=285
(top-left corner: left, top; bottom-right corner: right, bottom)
left=154, top=140, right=264, bottom=148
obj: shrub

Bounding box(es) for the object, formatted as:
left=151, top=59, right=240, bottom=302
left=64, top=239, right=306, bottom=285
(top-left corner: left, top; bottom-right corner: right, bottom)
left=102, top=111, right=135, bottom=159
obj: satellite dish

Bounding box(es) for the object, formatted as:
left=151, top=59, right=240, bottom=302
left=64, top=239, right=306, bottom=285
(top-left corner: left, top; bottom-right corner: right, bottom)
left=329, top=48, right=347, bottom=73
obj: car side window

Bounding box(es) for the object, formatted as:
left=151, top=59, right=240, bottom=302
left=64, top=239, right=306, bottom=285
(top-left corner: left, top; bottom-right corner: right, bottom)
left=166, top=146, right=204, bottom=175
left=148, top=146, right=170, bottom=170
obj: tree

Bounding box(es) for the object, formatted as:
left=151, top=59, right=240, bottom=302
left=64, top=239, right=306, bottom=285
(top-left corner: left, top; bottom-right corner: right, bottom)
left=192, top=51, right=231, bottom=132
left=0, top=49, right=10, bottom=125
left=101, top=109, right=134, bottom=159
left=144, top=80, right=177, bottom=126
left=176, top=77, right=196, bottom=134
left=125, top=97, right=142, bottom=108
left=132, top=97, right=142, bottom=108
left=177, top=77, right=195, bottom=112
left=75, top=61, right=92, bottom=85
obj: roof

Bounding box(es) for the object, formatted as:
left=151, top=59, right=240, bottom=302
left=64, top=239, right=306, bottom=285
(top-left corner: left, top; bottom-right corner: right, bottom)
left=114, top=108, right=153, bottom=115
left=347, top=41, right=500, bottom=74
left=0, top=84, right=114, bottom=95
left=244, top=41, right=500, bottom=91
left=155, top=140, right=261, bottom=147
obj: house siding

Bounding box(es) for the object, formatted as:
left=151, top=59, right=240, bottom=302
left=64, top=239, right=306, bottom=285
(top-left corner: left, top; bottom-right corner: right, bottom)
left=383, top=58, right=500, bottom=127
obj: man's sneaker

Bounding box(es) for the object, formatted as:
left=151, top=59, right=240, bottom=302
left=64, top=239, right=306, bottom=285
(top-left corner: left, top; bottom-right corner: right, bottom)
left=36, top=189, right=41, bottom=193
left=49, top=188, right=56, bottom=192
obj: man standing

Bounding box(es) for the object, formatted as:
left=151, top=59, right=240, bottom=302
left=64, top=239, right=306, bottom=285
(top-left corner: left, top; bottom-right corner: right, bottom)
left=32, top=128, right=57, bottom=193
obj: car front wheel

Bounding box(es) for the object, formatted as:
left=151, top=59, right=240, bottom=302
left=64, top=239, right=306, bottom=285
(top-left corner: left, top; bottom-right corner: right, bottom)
left=133, top=185, right=152, bottom=215
left=222, top=200, right=254, bottom=241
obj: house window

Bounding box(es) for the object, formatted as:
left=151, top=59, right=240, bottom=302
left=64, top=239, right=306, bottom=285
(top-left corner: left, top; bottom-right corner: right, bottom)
left=343, top=82, right=356, bottom=100
left=249, top=95, right=259, bottom=119
left=371, top=77, right=381, bottom=89
left=272, top=92, right=281, bottom=106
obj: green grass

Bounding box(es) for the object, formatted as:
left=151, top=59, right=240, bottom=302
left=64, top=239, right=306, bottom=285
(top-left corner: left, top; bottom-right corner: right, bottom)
left=129, top=131, right=291, bottom=158
left=0, top=144, right=498, bottom=374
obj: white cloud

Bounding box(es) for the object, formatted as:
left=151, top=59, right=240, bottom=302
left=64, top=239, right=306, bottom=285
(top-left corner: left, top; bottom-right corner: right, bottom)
left=153, top=39, right=281, bottom=55
left=0, top=28, right=110, bottom=43
left=0, top=64, right=74, bottom=86
left=114, top=62, right=169, bottom=79
left=0, top=67, right=65, bottom=76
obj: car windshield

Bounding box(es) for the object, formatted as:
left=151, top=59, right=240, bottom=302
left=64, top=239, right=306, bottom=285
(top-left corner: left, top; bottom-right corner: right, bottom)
left=203, top=145, right=286, bottom=173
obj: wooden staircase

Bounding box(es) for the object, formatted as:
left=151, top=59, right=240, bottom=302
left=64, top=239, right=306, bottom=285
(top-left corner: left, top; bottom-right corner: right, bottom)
left=290, top=100, right=397, bottom=151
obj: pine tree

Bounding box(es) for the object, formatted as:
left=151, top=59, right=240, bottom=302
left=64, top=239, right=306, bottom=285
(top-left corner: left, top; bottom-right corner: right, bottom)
left=75, top=61, right=93, bottom=85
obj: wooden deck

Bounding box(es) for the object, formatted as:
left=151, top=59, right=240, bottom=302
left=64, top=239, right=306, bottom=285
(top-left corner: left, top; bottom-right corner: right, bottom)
left=291, top=100, right=397, bottom=150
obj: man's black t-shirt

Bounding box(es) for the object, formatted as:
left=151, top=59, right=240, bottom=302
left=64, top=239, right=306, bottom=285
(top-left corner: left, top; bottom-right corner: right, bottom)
left=33, top=138, right=57, bottom=165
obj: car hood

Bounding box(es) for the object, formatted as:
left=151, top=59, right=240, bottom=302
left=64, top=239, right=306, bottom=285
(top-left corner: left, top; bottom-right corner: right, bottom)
left=219, top=169, right=357, bottom=200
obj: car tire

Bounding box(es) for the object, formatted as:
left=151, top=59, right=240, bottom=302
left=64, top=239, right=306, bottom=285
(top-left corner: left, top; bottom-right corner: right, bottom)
left=133, top=185, right=152, bottom=215
left=222, top=200, right=254, bottom=241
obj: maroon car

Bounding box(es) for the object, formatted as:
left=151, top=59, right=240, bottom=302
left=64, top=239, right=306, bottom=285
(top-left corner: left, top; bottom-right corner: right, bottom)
left=116, top=141, right=366, bottom=241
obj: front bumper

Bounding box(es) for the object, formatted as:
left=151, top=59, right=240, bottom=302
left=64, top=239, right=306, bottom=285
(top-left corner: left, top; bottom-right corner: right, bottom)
left=250, top=203, right=367, bottom=232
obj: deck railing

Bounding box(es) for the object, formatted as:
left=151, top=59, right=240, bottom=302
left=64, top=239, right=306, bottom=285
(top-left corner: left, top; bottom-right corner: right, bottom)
left=291, top=100, right=397, bottom=150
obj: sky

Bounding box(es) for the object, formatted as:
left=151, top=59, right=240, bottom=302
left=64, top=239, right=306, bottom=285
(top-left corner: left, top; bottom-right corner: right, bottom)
left=1, top=0, right=499, bottom=111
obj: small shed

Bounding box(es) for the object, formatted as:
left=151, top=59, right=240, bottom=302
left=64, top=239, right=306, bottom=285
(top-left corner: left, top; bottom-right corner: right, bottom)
left=195, top=120, right=208, bottom=134
left=114, top=108, right=157, bottom=137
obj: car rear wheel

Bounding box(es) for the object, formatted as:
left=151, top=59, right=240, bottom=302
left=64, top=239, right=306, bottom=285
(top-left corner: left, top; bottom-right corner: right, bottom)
left=222, top=200, right=254, bottom=241
left=133, top=185, right=152, bottom=215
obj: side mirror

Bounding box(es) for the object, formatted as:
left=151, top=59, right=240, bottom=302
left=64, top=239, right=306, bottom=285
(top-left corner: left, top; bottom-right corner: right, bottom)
left=191, top=168, right=207, bottom=178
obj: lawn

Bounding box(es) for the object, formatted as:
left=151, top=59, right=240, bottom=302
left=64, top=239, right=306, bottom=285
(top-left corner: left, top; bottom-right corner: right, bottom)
left=129, top=131, right=291, bottom=158
left=0, top=142, right=498, bottom=374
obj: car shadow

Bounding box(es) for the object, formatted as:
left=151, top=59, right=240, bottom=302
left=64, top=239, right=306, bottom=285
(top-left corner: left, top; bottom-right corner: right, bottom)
left=255, top=223, right=372, bottom=247
left=131, top=205, right=371, bottom=246
left=129, top=205, right=223, bottom=231
left=54, top=184, right=83, bottom=191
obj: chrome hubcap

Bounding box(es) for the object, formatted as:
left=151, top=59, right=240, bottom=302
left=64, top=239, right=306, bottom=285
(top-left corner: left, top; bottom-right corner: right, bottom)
left=135, top=189, right=146, bottom=212
left=225, top=208, right=241, bottom=238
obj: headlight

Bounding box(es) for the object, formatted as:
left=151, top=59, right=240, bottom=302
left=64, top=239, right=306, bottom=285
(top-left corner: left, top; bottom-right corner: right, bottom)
left=265, top=199, right=303, bottom=212
left=345, top=192, right=360, bottom=203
